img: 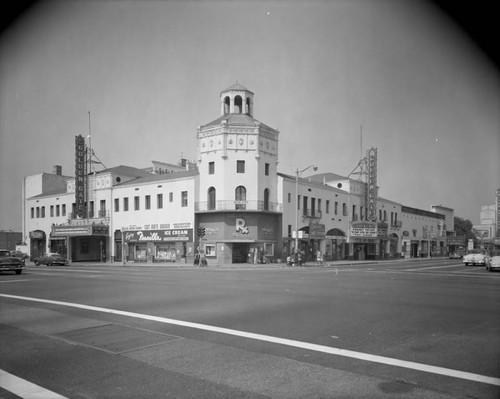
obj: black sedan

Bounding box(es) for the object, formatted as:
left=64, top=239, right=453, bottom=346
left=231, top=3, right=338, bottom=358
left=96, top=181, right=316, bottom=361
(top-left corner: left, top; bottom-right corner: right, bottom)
left=34, top=253, right=68, bottom=266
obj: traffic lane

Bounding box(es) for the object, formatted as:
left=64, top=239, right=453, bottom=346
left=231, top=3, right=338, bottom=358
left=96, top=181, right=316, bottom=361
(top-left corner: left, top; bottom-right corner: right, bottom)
left=1, top=295, right=498, bottom=399
left=3, top=266, right=500, bottom=376
left=2, top=266, right=499, bottom=381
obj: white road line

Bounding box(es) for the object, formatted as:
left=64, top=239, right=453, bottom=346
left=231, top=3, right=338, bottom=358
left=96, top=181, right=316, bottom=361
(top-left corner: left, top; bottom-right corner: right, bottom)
left=0, top=369, right=67, bottom=398
left=404, top=264, right=464, bottom=271
left=1, top=293, right=499, bottom=387
left=0, top=279, right=37, bottom=283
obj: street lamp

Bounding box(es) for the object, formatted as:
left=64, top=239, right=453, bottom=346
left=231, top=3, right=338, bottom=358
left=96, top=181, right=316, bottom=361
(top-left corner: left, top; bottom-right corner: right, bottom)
left=294, top=165, right=318, bottom=265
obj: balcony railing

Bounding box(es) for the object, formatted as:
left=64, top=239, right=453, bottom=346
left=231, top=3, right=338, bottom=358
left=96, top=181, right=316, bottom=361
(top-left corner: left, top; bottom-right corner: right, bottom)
left=302, top=209, right=322, bottom=219
left=196, top=200, right=282, bottom=213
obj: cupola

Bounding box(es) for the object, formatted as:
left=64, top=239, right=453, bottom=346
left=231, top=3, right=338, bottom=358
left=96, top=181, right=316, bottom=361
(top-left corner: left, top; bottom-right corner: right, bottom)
left=220, top=82, right=254, bottom=117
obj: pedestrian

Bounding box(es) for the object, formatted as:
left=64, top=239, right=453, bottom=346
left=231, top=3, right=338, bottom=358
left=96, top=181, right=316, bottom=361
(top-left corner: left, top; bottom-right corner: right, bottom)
left=194, top=247, right=200, bottom=266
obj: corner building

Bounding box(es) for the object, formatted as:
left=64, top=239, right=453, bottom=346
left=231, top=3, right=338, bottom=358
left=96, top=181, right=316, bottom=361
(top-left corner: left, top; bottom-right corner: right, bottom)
left=22, top=83, right=455, bottom=264
left=195, top=83, right=283, bottom=263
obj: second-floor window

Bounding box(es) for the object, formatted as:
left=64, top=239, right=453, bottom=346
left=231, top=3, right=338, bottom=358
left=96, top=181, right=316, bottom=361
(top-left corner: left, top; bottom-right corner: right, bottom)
left=237, top=160, right=245, bottom=173
left=181, top=191, right=188, bottom=207
left=124, top=197, right=129, bottom=212
left=145, top=195, right=151, bottom=210
left=209, top=161, right=215, bottom=174
left=157, top=194, right=163, bottom=209
left=114, top=198, right=119, bottom=212
left=134, top=196, right=140, bottom=211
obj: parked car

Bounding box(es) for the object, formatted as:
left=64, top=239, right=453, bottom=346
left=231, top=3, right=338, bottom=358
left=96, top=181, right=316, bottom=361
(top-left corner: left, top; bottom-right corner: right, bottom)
left=487, top=256, right=500, bottom=272
left=449, top=252, right=462, bottom=259
left=0, top=249, right=24, bottom=274
left=34, top=253, right=68, bottom=266
left=463, top=251, right=489, bottom=266
left=10, top=250, right=28, bottom=266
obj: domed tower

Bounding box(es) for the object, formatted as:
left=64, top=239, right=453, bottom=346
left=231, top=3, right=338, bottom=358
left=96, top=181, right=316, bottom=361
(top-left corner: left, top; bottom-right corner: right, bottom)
left=196, top=83, right=281, bottom=263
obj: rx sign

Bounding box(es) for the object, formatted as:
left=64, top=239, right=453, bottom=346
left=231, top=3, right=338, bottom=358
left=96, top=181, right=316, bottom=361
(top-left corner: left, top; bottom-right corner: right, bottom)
left=236, top=218, right=249, bottom=234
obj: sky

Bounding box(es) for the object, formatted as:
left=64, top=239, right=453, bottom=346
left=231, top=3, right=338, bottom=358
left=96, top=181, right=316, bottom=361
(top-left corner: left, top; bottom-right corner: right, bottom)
left=0, top=0, right=498, bottom=231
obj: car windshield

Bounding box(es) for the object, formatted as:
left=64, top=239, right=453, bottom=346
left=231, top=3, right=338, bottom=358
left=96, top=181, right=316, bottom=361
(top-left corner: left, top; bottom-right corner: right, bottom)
left=0, top=250, right=10, bottom=256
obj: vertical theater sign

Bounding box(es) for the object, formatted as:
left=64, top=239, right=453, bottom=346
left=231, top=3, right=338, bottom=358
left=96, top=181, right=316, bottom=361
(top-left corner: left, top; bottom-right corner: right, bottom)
left=75, top=134, right=86, bottom=218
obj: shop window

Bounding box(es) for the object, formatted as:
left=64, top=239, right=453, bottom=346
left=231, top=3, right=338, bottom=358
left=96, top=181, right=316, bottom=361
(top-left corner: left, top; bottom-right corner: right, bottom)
left=209, top=161, right=215, bottom=175
left=156, top=244, right=176, bottom=261
left=264, top=243, right=274, bottom=256
left=237, top=160, right=245, bottom=173
left=181, top=191, right=188, bottom=207
left=205, top=244, right=216, bottom=257
left=157, top=193, right=163, bottom=209
left=80, top=238, right=89, bottom=254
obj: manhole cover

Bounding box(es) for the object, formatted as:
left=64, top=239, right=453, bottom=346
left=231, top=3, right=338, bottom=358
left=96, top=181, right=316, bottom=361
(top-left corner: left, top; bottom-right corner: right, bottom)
left=55, top=324, right=180, bottom=354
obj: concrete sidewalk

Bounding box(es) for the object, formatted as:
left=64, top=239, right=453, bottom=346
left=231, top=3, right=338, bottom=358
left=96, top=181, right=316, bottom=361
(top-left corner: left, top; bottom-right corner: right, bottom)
left=46, top=256, right=430, bottom=270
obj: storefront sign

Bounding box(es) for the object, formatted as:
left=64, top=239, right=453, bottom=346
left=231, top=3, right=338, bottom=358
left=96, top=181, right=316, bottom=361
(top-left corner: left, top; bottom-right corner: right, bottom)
left=124, top=229, right=193, bottom=242
left=51, top=225, right=109, bottom=237
left=30, top=230, right=46, bottom=239
left=351, top=222, right=377, bottom=238
left=53, top=226, right=92, bottom=236
left=309, top=223, right=325, bottom=239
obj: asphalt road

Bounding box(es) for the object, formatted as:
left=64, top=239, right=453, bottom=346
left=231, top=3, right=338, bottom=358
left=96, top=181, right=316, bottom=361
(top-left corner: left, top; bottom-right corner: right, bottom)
left=1, top=259, right=499, bottom=398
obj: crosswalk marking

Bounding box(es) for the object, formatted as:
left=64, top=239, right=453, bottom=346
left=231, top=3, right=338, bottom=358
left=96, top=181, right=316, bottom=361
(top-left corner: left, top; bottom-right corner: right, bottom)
left=0, top=369, right=67, bottom=398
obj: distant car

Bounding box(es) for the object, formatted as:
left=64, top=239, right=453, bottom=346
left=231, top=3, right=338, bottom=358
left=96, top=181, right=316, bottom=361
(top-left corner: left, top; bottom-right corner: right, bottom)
left=463, top=251, right=488, bottom=266
left=34, top=253, right=68, bottom=266
left=487, top=256, right=500, bottom=272
left=449, top=252, right=462, bottom=259
left=0, top=249, right=24, bottom=274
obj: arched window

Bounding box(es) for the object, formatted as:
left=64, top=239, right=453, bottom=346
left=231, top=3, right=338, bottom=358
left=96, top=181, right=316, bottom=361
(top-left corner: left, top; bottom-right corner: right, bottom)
left=235, top=186, right=246, bottom=210
left=234, top=95, right=242, bottom=114
left=246, top=97, right=251, bottom=115
left=224, top=96, right=230, bottom=115
left=263, top=188, right=270, bottom=210
left=208, top=187, right=216, bottom=210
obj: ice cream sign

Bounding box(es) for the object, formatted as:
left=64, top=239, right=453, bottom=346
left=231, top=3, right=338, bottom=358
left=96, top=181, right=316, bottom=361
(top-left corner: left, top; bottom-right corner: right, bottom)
left=124, top=229, right=193, bottom=242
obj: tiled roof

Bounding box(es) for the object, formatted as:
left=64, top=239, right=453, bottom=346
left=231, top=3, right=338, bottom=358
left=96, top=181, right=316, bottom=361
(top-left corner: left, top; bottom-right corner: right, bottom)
left=201, top=113, right=275, bottom=131
left=220, top=82, right=253, bottom=95
left=115, top=169, right=198, bottom=187
left=96, top=165, right=152, bottom=178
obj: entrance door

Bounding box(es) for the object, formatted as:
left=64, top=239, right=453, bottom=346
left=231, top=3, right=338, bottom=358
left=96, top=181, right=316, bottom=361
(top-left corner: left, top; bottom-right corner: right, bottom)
left=232, top=243, right=250, bottom=263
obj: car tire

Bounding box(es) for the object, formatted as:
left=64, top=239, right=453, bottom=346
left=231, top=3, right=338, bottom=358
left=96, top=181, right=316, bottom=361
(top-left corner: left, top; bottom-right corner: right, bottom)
left=15, top=269, right=22, bottom=275
left=35, top=260, right=39, bottom=266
